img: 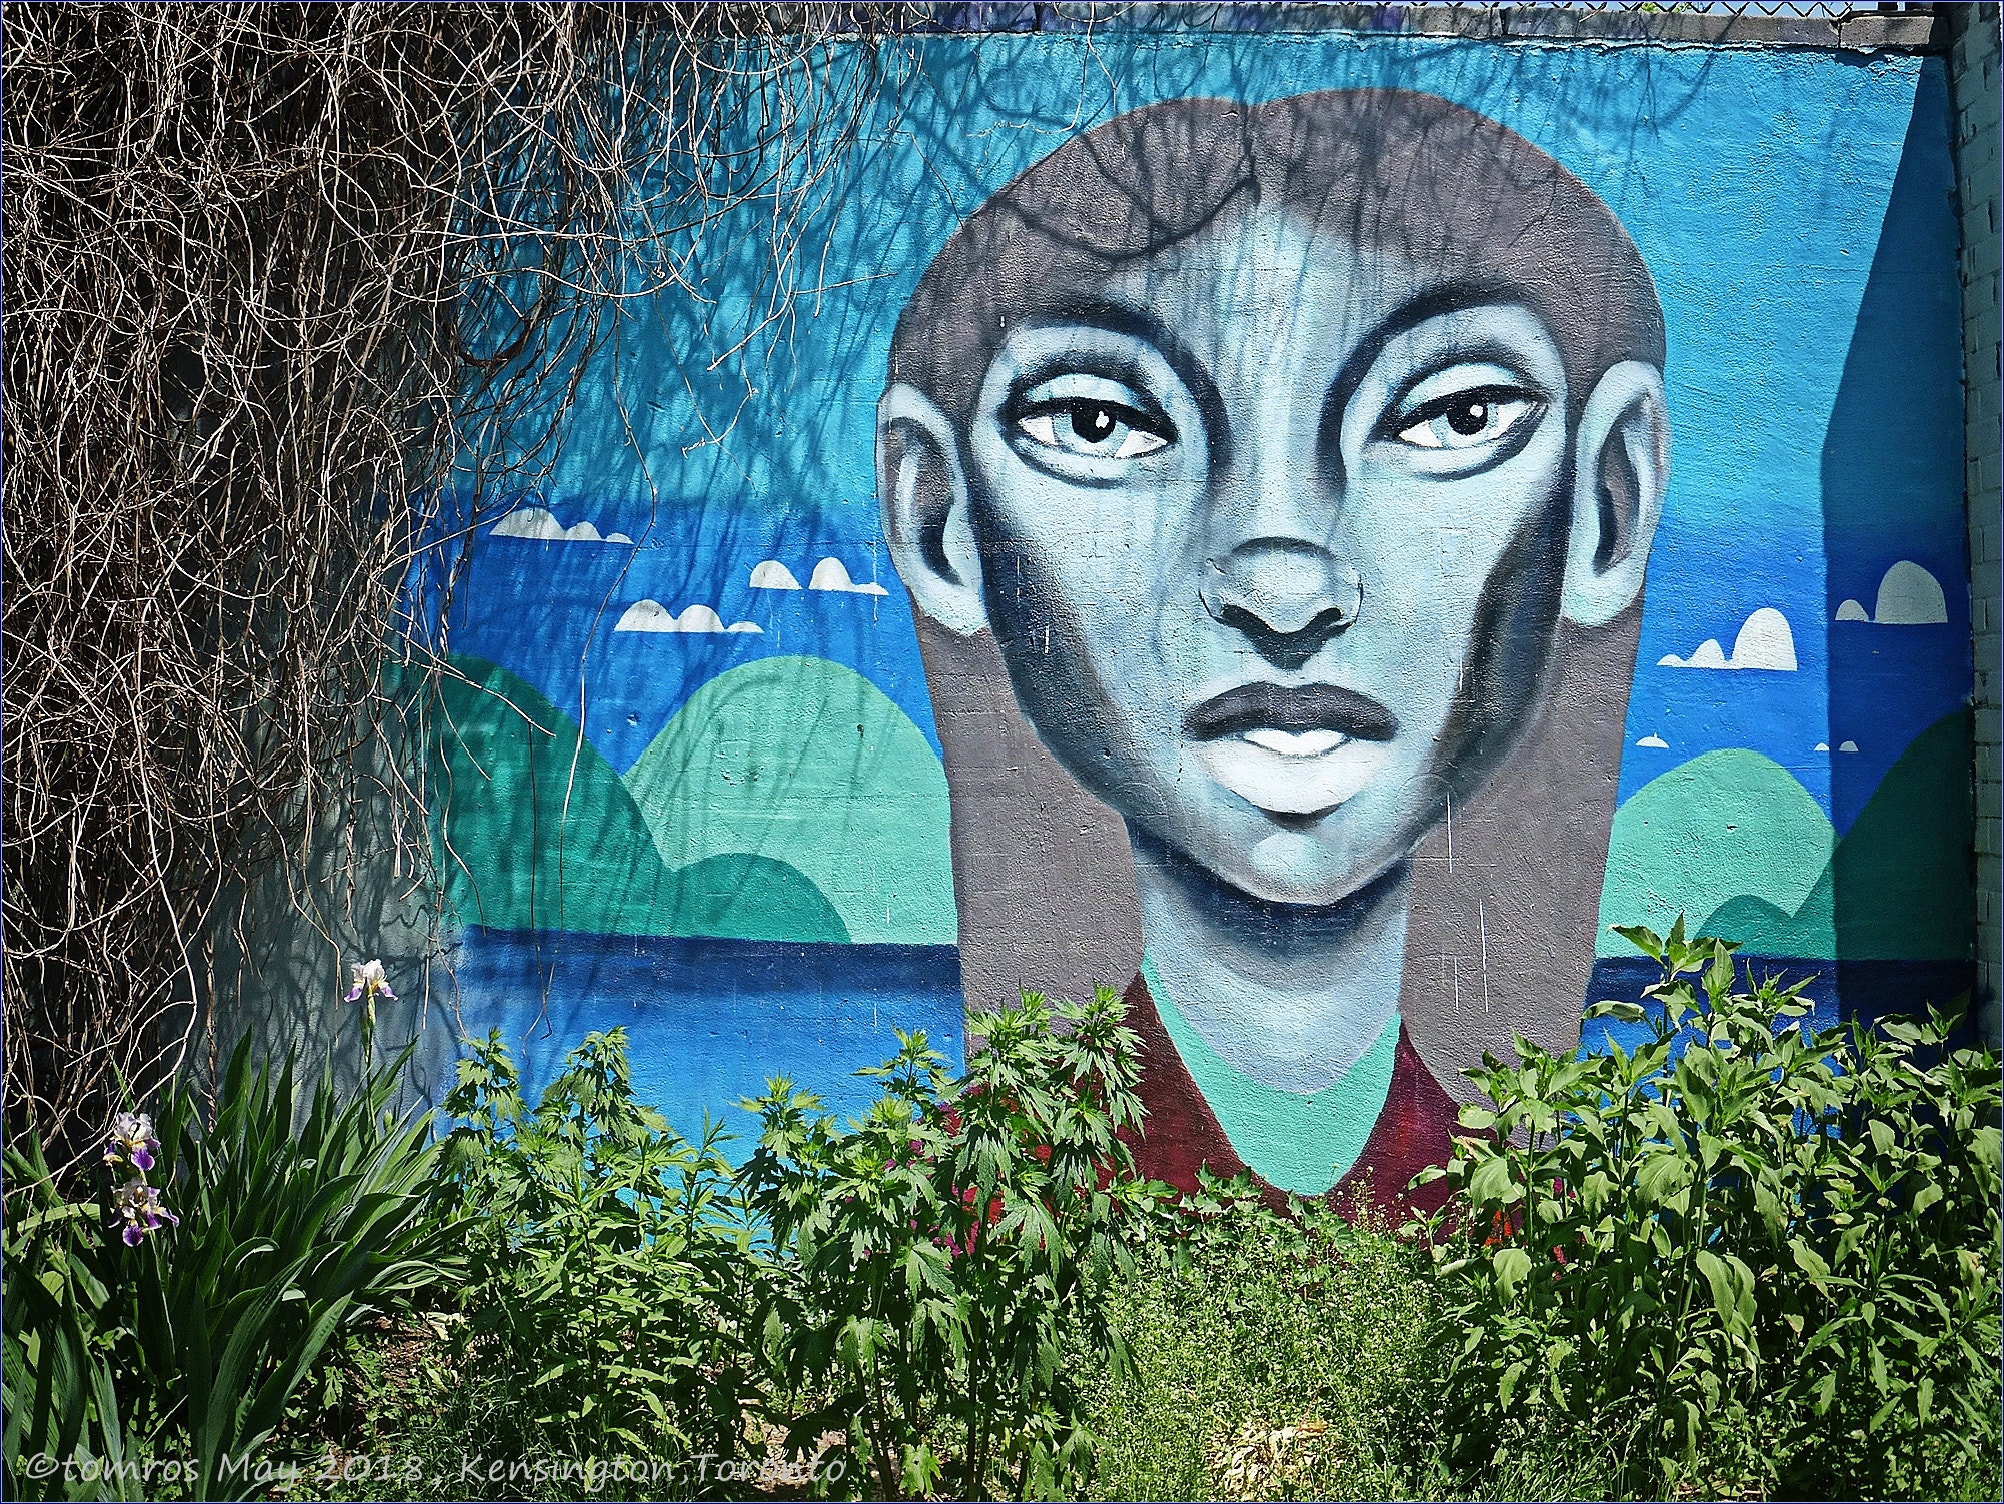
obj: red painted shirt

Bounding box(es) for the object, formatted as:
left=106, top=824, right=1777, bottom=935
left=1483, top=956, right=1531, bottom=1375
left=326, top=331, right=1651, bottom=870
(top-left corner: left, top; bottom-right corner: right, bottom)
left=1117, top=971, right=1461, bottom=1219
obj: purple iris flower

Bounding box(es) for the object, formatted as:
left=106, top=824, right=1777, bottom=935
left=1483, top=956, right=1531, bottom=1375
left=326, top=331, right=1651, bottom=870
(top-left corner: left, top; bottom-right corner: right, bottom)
left=104, top=1111, right=159, bottom=1172
left=113, top=1180, right=178, bottom=1246
left=345, top=959, right=395, bottom=1004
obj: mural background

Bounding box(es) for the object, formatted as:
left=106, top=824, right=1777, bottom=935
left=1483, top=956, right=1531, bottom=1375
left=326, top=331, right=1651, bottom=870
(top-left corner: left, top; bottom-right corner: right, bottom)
left=410, top=29, right=1973, bottom=1150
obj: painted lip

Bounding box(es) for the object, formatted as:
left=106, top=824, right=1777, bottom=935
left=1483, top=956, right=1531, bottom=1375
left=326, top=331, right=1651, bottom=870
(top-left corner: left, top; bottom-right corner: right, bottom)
left=1184, top=682, right=1400, bottom=744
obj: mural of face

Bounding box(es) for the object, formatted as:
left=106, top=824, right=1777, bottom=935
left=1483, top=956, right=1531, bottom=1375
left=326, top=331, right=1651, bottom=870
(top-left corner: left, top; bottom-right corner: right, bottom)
left=959, top=207, right=1584, bottom=910
left=880, top=90, right=1670, bottom=1202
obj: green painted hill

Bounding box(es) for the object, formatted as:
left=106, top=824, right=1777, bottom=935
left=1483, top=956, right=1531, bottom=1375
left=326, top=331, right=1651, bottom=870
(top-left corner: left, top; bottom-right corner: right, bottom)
left=1597, top=748, right=1835, bottom=957
left=428, top=655, right=846, bottom=941
left=1599, top=711, right=1976, bottom=961
left=1698, top=876, right=1834, bottom=958
left=622, top=655, right=956, bottom=946
left=1828, top=709, right=1974, bottom=960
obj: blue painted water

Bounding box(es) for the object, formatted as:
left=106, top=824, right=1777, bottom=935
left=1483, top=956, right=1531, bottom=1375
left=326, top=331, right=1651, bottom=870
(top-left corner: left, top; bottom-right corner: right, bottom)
left=443, top=935, right=1972, bottom=1151
left=449, top=929, right=965, bottom=1157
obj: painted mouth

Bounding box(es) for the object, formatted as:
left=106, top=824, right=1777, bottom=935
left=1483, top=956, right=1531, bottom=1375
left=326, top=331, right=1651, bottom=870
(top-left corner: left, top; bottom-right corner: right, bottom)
left=1184, top=682, right=1399, bottom=744
left=1184, top=682, right=1398, bottom=819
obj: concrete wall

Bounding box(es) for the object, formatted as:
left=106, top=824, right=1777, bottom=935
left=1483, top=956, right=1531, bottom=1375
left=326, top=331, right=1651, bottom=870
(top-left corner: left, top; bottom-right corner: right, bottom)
left=255, top=15, right=1982, bottom=1204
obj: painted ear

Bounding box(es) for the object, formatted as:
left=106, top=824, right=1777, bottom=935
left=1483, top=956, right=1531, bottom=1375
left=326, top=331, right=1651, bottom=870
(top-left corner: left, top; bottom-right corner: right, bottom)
left=878, top=383, right=989, bottom=636
left=1562, top=360, right=1670, bottom=628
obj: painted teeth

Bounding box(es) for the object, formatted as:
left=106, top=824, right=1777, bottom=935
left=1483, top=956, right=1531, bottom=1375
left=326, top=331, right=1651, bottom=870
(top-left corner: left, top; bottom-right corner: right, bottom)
left=1241, top=727, right=1347, bottom=757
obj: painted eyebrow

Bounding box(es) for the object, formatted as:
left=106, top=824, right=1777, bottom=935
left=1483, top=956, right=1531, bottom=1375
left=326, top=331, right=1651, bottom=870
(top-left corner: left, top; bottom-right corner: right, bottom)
left=1317, top=284, right=1556, bottom=484
left=1010, top=299, right=1232, bottom=471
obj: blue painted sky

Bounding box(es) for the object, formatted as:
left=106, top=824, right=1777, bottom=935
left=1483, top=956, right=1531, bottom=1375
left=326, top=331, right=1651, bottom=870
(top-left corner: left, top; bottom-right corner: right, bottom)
left=435, top=496, right=938, bottom=774
left=434, top=32, right=1968, bottom=835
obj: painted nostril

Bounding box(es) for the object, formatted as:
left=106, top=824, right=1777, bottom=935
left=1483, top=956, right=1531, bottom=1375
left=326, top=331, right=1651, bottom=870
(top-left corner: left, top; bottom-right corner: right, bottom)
left=1201, top=565, right=1365, bottom=673
left=1202, top=568, right=1363, bottom=635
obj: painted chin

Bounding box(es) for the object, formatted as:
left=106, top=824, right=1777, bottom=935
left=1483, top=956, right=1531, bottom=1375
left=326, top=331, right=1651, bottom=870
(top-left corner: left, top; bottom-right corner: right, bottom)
left=1188, top=731, right=1396, bottom=819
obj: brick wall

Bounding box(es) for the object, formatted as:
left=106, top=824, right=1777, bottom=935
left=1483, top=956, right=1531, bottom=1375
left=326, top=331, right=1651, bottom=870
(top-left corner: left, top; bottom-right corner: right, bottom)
left=1947, top=4, right=2002, bottom=1034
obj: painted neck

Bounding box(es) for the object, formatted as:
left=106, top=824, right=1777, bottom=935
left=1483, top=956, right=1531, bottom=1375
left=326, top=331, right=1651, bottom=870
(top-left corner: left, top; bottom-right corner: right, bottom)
left=1128, top=828, right=1411, bottom=1094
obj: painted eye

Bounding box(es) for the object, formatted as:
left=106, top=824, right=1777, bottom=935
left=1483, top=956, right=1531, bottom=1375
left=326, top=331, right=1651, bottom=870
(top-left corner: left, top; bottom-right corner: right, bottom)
left=1394, top=386, right=1536, bottom=451
left=1018, top=399, right=1172, bottom=460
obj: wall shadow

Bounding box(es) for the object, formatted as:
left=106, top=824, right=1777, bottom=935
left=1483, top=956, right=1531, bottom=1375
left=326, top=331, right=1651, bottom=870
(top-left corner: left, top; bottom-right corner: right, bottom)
left=1819, top=60, right=1976, bottom=1016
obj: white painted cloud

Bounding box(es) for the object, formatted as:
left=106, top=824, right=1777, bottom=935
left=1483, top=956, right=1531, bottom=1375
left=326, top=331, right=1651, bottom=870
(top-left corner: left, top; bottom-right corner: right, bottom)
left=1660, top=638, right=1730, bottom=670
left=1731, top=607, right=1799, bottom=669
left=1834, top=598, right=1870, bottom=622
left=1872, top=560, right=1948, bottom=625
left=1657, top=606, right=1797, bottom=672
left=750, top=560, right=802, bottom=590
left=1815, top=742, right=1830, bottom=752
left=1635, top=733, right=1669, bottom=749
left=808, top=557, right=890, bottom=596
left=614, top=600, right=761, bottom=635
left=490, top=505, right=632, bottom=544
left=1839, top=739, right=1859, bottom=753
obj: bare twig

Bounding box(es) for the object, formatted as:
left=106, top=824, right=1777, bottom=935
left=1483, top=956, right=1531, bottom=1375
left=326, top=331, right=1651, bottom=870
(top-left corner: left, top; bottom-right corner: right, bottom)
left=3, top=1, right=912, bottom=1169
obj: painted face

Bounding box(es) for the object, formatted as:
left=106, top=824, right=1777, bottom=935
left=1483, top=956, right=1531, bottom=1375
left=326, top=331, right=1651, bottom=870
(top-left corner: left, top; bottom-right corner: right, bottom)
left=963, top=204, right=1575, bottom=907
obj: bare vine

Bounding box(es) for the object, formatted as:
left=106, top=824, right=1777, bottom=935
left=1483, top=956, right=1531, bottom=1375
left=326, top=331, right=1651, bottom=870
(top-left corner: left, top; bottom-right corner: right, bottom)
left=3, top=1, right=914, bottom=1169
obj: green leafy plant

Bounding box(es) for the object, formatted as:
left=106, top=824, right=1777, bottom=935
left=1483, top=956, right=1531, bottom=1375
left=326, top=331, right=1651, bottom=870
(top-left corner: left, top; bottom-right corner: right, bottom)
left=3, top=1035, right=457, bottom=1501
left=436, top=1027, right=762, bottom=1470
left=1422, top=918, right=2003, bottom=1498
left=4, top=1129, right=141, bottom=1502
left=1778, top=977, right=2004, bottom=1497
left=742, top=984, right=1163, bottom=1500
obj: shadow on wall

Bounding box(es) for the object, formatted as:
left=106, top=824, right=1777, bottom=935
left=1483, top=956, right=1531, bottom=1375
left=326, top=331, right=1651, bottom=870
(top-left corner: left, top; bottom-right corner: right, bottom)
left=206, top=718, right=457, bottom=1125
left=1819, top=61, right=1976, bottom=1002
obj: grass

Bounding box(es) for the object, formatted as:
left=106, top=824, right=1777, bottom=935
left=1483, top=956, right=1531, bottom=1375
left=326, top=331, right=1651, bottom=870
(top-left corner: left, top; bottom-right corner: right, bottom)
left=1085, top=1203, right=1436, bottom=1500
left=1082, top=1202, right=1624, bottom=1502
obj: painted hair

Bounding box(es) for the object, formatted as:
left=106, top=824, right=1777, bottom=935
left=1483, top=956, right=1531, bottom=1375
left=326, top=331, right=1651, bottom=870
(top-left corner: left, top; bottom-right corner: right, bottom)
left=889, top=89, right=1665, bottom=434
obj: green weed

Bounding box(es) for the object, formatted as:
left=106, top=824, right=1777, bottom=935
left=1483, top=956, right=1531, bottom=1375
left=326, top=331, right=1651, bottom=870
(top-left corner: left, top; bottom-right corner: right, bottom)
left=1422, top=919, right=2003, bottom=1501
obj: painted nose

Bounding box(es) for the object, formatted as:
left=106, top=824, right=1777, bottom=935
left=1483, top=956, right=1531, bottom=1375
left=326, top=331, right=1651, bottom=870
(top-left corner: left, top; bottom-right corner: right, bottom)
left=1201, top=542, right=1363, bottom=673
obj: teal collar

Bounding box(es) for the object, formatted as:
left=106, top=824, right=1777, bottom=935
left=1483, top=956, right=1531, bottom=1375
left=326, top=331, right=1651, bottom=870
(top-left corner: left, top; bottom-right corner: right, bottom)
left=1139, top=952, right=1399, bottom=1196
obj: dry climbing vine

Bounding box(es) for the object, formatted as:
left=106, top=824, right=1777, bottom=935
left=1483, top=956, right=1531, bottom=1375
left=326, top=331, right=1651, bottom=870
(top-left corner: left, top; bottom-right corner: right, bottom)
left=2, top=1, right=914, bottom=1167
